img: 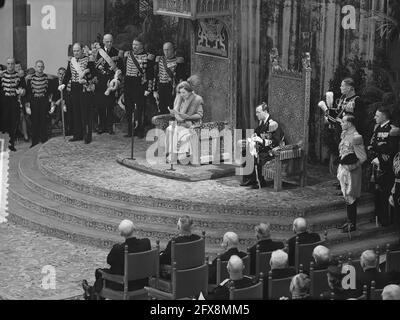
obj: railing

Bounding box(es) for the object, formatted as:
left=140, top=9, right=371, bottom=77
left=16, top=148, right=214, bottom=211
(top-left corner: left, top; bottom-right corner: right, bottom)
left=153, top=0, right=231, bottom=19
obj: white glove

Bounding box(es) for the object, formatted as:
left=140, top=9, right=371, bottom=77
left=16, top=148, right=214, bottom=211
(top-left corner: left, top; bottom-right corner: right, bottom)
left=252, top=136, right=263, bottom=144
left=58, top=84, right=66, bottom=91
left=371, top=158, right=380, bottom=166
left=49, top=104, right=56, bottom=114
left=26, top=107, right=31, bottom=115
left=153, top=91, right=159, bottom=101
left=144, top=90, right=150, bottom=97
left=264, top=139, right=273, bottom=146
left=63, top=104, right=67, bottom=113
left=389, top=195, right=395, bottom=207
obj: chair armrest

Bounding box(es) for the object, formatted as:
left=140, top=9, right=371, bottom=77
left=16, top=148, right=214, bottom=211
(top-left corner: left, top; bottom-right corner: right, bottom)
left=97, top=270, right=124, bottom=285
left=152, top=114, right=175, bottom=130
left=144, top=286, right=174, bottom=300
left=271, top=144, right=303, bottom=160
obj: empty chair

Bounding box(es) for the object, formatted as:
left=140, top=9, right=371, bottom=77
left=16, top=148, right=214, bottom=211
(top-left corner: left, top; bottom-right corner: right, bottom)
left=98, top=244, right=160, bottom=300
left=385, top=245, right=400, bottom=273
left=255, top=249, right=273, bottom=276
left=229, top=275, right=263, bottom=300
left=309, top=261, right=330, bottom=298
left=355, top=285, right=368, bottom=300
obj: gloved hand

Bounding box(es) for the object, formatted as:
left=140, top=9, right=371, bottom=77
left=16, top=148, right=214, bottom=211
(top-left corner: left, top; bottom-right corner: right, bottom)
left=58, top=84, right=66, bottom=91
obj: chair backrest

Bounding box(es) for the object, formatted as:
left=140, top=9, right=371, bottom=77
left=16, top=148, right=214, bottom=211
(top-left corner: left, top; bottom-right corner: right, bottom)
left=385, top=246, right=400, bottom=273
left=370, top=281, right=383, bottom=300
left=268, top=271, right=293, bottom=300
left=268, top=49, right=311, bottom=150
left=356, top=285, right=368, bottom=300
left=309, top=262, right=330, bottom=298
left=216, top=255, right=250, bottom=285
left=255, top=247, right=272, bottom=276
left=172, top=262, right=208, bottom=299
left=295, top=232, right=327, bottom=272
left=346, top=257, right=364, bottom=277
left=124, top=244, right=160, bottom=282
left=229, top=277, right=263, bottom=300
left=172, top=233, right=205, bottom=270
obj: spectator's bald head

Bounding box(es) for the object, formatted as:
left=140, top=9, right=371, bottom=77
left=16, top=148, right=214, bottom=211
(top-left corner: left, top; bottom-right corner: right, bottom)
left=360, top=250, right=377, bottom=271
left=293, top=218, right=307, bottom=234
left=118, top=220, right=135, bottom=238
left=222, top=232, right=239, bottom=249
left=382, top=285, right=400, bottom=300
left=227, top=255, right=244, bottom=280
left=270, top=249, right=288, bottom=270
left=177, top=216, right=193, bottom=233
left=255, top=223, right=271, bottom=240
left=313, top=245, right=330, bottom=264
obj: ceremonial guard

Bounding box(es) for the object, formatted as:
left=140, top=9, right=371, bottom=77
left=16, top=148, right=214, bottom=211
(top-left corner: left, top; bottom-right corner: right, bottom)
left=0, top=58, right=26, bottom=151
left=337, top=115, right=367, bottom=233
left=59, top=43, right=96, bottom=144
left=94, top=34, right=123, bottom=135
left=153, top=42, right=185, bottom=115
left=368, top=106, right=400, bottom=227
left=240, top=103, right=284, bottom=189
left=123, top=37, right=154, bottom=138
left=54, top=67, right=73, bottom=136
left=319, top=78, right=364, bottom=175
left=390, top=151, right=400, bottom=241
left=25, top=60, right=54, bottom=147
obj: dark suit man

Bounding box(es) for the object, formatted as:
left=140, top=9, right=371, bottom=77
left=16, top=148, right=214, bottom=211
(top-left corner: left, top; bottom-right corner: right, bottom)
left=312, top=245, right=332, bottom=271
left=209, top=232, right=247, bottom=284
left=320, top=265, right=359, bottom=300
left=263, top=249, right=297, bottom=299
left=288, top=218, right=321, bottom=267
left=240, top=103, right=284, bottom=189
left=82, top=220, right=151, bottom=300
left=208, top=255, right=254, bottom=300
left=248, top=223, right=284, bottom=275
left=159, top=216, right=201, bottom=266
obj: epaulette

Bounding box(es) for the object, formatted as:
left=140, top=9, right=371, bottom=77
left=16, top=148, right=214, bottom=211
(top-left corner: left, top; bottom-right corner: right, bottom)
left=268, top=120, right=279, bottom=132
left=155, top=56, right=161, bottom=63
left=390, top=125, right=400, bottom=137
left=176, top=56, right=184, bottom=64
left=352, top=133, right=364, bottom=145
left=147, top=54, right=155, bottom=60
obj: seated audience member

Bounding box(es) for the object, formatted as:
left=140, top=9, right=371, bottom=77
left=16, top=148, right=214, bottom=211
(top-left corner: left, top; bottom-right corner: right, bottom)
left=82, top=220, right=151, bottom=300
left=290, top=273, right=311, bottom=300
left=321, top=265, right=357, bottom=300
left=209, top=232, right=247, bottom=284
left=249, top=223, right=285, bottom=275
left=263, top=249, right=297, bottom=298
left=208, top=255, right=254, bottom=300
left=159, top=216, right=201, bottom=266
left=288, top=218, right=321, bottom=266
left=356, top=250, right=396, bottom=297
left=312, top=245, right=331, bottom=270
left=382, top=285, right=400, bottom=300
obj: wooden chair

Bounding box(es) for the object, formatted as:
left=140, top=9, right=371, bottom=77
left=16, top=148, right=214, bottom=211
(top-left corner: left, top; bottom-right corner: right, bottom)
left=268, top=271, right=293, bottom=300
left=255, top=246, right=273, bottom=276
left=385, top=244, right=400, bottom=273
left=216, top=254, right=250, bottom=285
left=294, top=231, right=327, bottom=273
left=98, top=242, right=160, bottom=300
left=370, top=281, right=383, bottom=300
left=356, top=285, right=368, bottom=300
left=145, top=261, right=209, bottom=300
left=309, top=261, right=330, bottom=298
left=262, top=50, right=311, bottom=191
left=229, top=275, right=264, bottom=300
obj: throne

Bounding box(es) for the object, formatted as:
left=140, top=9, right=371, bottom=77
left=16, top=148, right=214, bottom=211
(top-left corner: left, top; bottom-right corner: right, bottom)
left=262, top=50, right=311, bottom=191
left=151, top=115, right=231, bottom=165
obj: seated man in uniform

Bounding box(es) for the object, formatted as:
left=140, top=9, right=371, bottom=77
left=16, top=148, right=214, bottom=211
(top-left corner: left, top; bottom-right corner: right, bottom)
left=159, top=216, right=201, bottom=277
left=208, top=255, right=254, bottom=300
left=82, top=219, right=151, bottom=300
left=240, top=102, right=284, bottom=189
left=208, top=232, right=247, bottom=284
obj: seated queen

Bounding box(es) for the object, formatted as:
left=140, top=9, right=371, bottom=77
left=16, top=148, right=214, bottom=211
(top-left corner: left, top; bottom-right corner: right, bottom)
left=165, top=79, right=204, bottom=163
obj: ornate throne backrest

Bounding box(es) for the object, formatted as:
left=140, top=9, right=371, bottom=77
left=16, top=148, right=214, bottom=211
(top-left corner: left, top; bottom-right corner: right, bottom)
left=267, top=50, right=311, bottom=157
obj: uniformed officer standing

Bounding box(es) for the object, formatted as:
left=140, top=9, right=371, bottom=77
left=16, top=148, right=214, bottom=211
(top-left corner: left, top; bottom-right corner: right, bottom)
left=59, top=43, right=96, bottom=144
left=0, top=58, right=26, bottom=151
left=94, top=34, right=123, bottom=135
left=153, top=42, right=185, bottom=115
left=123, top=37, right=154, bottom=138
left=369, top=106, right=400, bottom=226
left=25, top=60, right=54, bottom=148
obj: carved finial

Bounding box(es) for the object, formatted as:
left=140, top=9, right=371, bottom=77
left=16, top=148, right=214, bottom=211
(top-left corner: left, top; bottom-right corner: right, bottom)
left=302, top=52, right=311, bottom=69
left=269, top=48, right=281, bottom=70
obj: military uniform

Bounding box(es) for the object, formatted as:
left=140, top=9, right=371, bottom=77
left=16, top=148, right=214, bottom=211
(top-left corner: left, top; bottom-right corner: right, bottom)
left=369, top=121, right=400, bottom=226
left=123, top=50, right=154, bottom=137
left=26, top=73, right=52, bottom=145
left=63, top=56, right=96, bottom=143
left=153, top=55, right=185, bottom=115
left=241, top=117, right=284, bottom=187
left=94, top=46, right=123, bottom=134
left=391, top=153, right=400, bottom=236
left=0, top=70, right=26, bottom=150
